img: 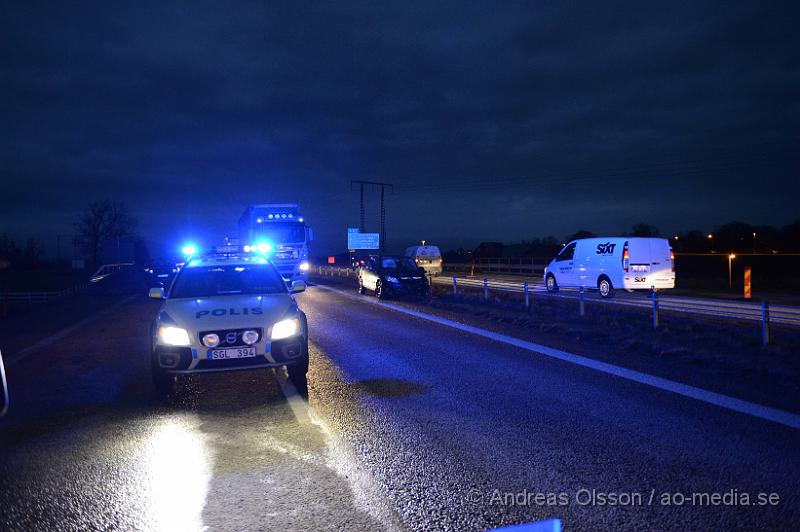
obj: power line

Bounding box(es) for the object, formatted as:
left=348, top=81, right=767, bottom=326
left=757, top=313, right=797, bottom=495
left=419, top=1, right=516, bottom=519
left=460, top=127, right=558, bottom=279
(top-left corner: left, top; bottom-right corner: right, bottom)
left=350, top=180, right=394, bottom=253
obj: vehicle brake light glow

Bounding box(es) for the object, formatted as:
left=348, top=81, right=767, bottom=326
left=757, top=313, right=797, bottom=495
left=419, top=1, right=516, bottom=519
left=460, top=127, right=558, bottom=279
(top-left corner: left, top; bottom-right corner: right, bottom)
left=622, top=242, right=629, bottom=273
left=670, top=248, right=675, bottom=272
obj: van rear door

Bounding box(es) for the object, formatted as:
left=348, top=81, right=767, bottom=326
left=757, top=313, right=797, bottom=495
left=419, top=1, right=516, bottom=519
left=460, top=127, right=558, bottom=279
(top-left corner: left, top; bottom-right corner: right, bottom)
left=626, top=238, right=653, bottom=287
left=647, top=239, right=673, bottom=284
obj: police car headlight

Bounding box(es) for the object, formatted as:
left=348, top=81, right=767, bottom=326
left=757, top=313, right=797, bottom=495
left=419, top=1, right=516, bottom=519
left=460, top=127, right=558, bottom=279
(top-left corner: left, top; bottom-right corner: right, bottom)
left=202, top=333, right=220, bottom=347
left=386, top=276, right=399, bottom=284
left=159, top=326, right=191, bottom=346
left=298, top=261, right=310, bottom=271
left=271, top=318, right=301, bottom=340
left=242, top=330, right=259, bottom=345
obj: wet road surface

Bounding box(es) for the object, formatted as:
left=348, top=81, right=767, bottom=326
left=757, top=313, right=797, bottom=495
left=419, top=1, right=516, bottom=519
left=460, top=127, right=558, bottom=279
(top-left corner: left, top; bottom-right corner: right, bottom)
left=1, top=283, right=798, bottom=531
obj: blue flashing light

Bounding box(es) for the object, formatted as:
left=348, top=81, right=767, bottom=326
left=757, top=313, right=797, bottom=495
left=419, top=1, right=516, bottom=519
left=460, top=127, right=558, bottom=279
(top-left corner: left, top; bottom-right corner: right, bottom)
left=182, top=244, right=197, bottom=256
left=257, top=242, right=272, bottom=253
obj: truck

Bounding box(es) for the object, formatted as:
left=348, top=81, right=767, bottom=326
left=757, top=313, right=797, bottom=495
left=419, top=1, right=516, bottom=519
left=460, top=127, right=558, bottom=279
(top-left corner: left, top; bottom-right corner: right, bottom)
left=237, top=204, right=313, bottom=281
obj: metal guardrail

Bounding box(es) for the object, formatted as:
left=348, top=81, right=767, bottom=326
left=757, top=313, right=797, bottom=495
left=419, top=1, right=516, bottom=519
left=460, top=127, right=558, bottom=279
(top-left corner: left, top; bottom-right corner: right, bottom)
left=2, top=284, right=88, bottom=304
left=312, top=265, right=800, bottom=343
left=445, top=258, right=548, bottom=276
left=91, top=262, right=135, bottom=282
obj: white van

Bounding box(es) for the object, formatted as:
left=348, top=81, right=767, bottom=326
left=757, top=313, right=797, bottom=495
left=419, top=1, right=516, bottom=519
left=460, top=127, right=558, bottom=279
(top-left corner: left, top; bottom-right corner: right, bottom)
left=404, top=245, right=443, bottom=276
left=544, top=237, right=675, bottom=297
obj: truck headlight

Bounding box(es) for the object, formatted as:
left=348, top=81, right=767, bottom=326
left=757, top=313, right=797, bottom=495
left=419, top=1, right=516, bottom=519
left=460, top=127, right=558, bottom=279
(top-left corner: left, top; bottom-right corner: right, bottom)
left=298, top=261, right=310, bottom=271
left=159, top=326, right=191, bottom=346
left=271, top=318, right=301, bottom=340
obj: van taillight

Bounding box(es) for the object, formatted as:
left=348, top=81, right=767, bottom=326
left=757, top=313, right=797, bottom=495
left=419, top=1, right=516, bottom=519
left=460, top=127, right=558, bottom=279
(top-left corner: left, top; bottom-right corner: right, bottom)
left=670, top=249, right=675, bottom=272
left=622, top=241, right=629, bottom=272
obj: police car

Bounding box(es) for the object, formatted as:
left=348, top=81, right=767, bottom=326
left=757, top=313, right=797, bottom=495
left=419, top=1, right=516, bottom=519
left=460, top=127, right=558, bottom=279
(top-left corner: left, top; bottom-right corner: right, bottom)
left=148, top=246, right=309, bottom=394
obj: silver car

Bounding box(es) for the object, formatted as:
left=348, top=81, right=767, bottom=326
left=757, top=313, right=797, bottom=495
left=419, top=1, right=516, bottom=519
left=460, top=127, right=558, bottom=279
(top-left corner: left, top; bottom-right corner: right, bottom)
left=149, top=253, right=309, bottom=394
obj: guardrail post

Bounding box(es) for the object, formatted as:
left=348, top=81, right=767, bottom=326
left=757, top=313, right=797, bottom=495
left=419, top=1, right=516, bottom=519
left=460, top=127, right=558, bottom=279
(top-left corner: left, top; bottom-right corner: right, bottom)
left=579, top=286, right=585, bottom=316
left=483, top=278, right=489, bottom=302
left=524, top=281, right=530, bottom=308
left=452, top=276, right=458, bottom=295
left=762, top=300, right=770, bottom=346
left=651, top=286, right=659, bottom=329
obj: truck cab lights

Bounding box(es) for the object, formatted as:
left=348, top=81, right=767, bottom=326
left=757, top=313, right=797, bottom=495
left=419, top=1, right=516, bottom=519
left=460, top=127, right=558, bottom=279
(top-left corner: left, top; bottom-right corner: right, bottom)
left=243, top=242, right=272, bottom=253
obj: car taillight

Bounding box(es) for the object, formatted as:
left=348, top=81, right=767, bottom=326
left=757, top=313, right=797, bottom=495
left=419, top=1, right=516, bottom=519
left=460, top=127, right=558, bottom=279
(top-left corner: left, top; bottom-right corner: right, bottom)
left=622, top=241, right=629, bottom=273
left=670, top=248, right=675, bottom=272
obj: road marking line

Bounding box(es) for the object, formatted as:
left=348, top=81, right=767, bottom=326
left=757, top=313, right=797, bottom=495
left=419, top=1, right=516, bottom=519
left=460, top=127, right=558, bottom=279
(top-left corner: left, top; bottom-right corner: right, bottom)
left=6, top=295, right=139, bottom=366
left=314, top=284, right=800, bottom=429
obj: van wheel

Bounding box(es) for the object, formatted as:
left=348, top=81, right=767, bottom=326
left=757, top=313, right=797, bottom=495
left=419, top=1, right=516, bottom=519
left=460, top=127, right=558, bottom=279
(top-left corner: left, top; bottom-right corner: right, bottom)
left=152, top=363, right=175, bottom=398
left=546, top=274, right=558, bottom=293
left=598, top=276, right=615, bottom=298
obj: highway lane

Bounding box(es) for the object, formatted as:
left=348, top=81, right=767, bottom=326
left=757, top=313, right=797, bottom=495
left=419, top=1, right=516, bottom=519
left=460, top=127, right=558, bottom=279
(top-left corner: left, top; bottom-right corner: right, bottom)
left=0, top=285, right=798, bottom=531
left=303, top=283, right=799, bottom=530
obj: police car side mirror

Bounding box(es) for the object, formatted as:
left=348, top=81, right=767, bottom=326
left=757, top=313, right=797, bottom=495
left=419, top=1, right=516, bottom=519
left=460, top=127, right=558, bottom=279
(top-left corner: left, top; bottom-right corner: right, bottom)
left=290, top=280, right=306, bottom=294
left=149, top=287, right=165, bottom=299
left=0, top=349, right=9, bottom=417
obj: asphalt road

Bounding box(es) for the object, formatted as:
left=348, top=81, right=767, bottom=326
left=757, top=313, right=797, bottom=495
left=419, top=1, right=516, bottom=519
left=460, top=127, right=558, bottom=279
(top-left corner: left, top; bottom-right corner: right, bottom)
left=1, top=283, right=798, bottom=531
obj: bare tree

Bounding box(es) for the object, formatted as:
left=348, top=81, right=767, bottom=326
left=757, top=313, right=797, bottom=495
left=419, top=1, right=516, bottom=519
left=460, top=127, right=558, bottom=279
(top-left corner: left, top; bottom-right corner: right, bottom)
left=629, top=223, right=661, bottom=238
left=75, top=201, right=137, bottom=265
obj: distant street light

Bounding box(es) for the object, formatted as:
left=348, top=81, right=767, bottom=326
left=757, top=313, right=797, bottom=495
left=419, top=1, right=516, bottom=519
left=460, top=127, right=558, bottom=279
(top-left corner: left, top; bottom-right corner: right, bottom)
left=728, top=253, right=736, bottom=289
left=708, top=233, right=714, bottom=252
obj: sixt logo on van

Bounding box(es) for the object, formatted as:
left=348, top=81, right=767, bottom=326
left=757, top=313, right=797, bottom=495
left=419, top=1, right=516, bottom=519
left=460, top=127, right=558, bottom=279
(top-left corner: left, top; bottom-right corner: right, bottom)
left=195, top=308, right=263, bottom=319
left=596, top=242, right=617, bottom=255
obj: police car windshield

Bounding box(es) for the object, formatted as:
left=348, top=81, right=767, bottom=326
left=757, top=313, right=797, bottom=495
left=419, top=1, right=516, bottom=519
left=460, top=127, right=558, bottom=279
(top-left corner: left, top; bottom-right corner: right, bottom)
left=170, top=264, right=286, bottom=298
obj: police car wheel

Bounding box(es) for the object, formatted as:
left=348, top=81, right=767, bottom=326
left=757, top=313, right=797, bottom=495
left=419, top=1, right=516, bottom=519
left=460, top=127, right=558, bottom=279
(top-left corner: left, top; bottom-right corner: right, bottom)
left=357, top=278, right=365, bottom=294
left=152, top=365, right=174, bottom=396
left=375, top=280, right=385, bottom=299
left=546, top=274, right=558, bottom=292
left=287, top=347, right=309, bottom=394
left=598, top=276, right=615, bottom=298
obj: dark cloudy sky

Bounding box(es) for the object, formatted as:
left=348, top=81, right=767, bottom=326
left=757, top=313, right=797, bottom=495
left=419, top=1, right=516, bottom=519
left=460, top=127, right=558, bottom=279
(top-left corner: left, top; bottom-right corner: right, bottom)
left=2, top=1, right=798, bottom=256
